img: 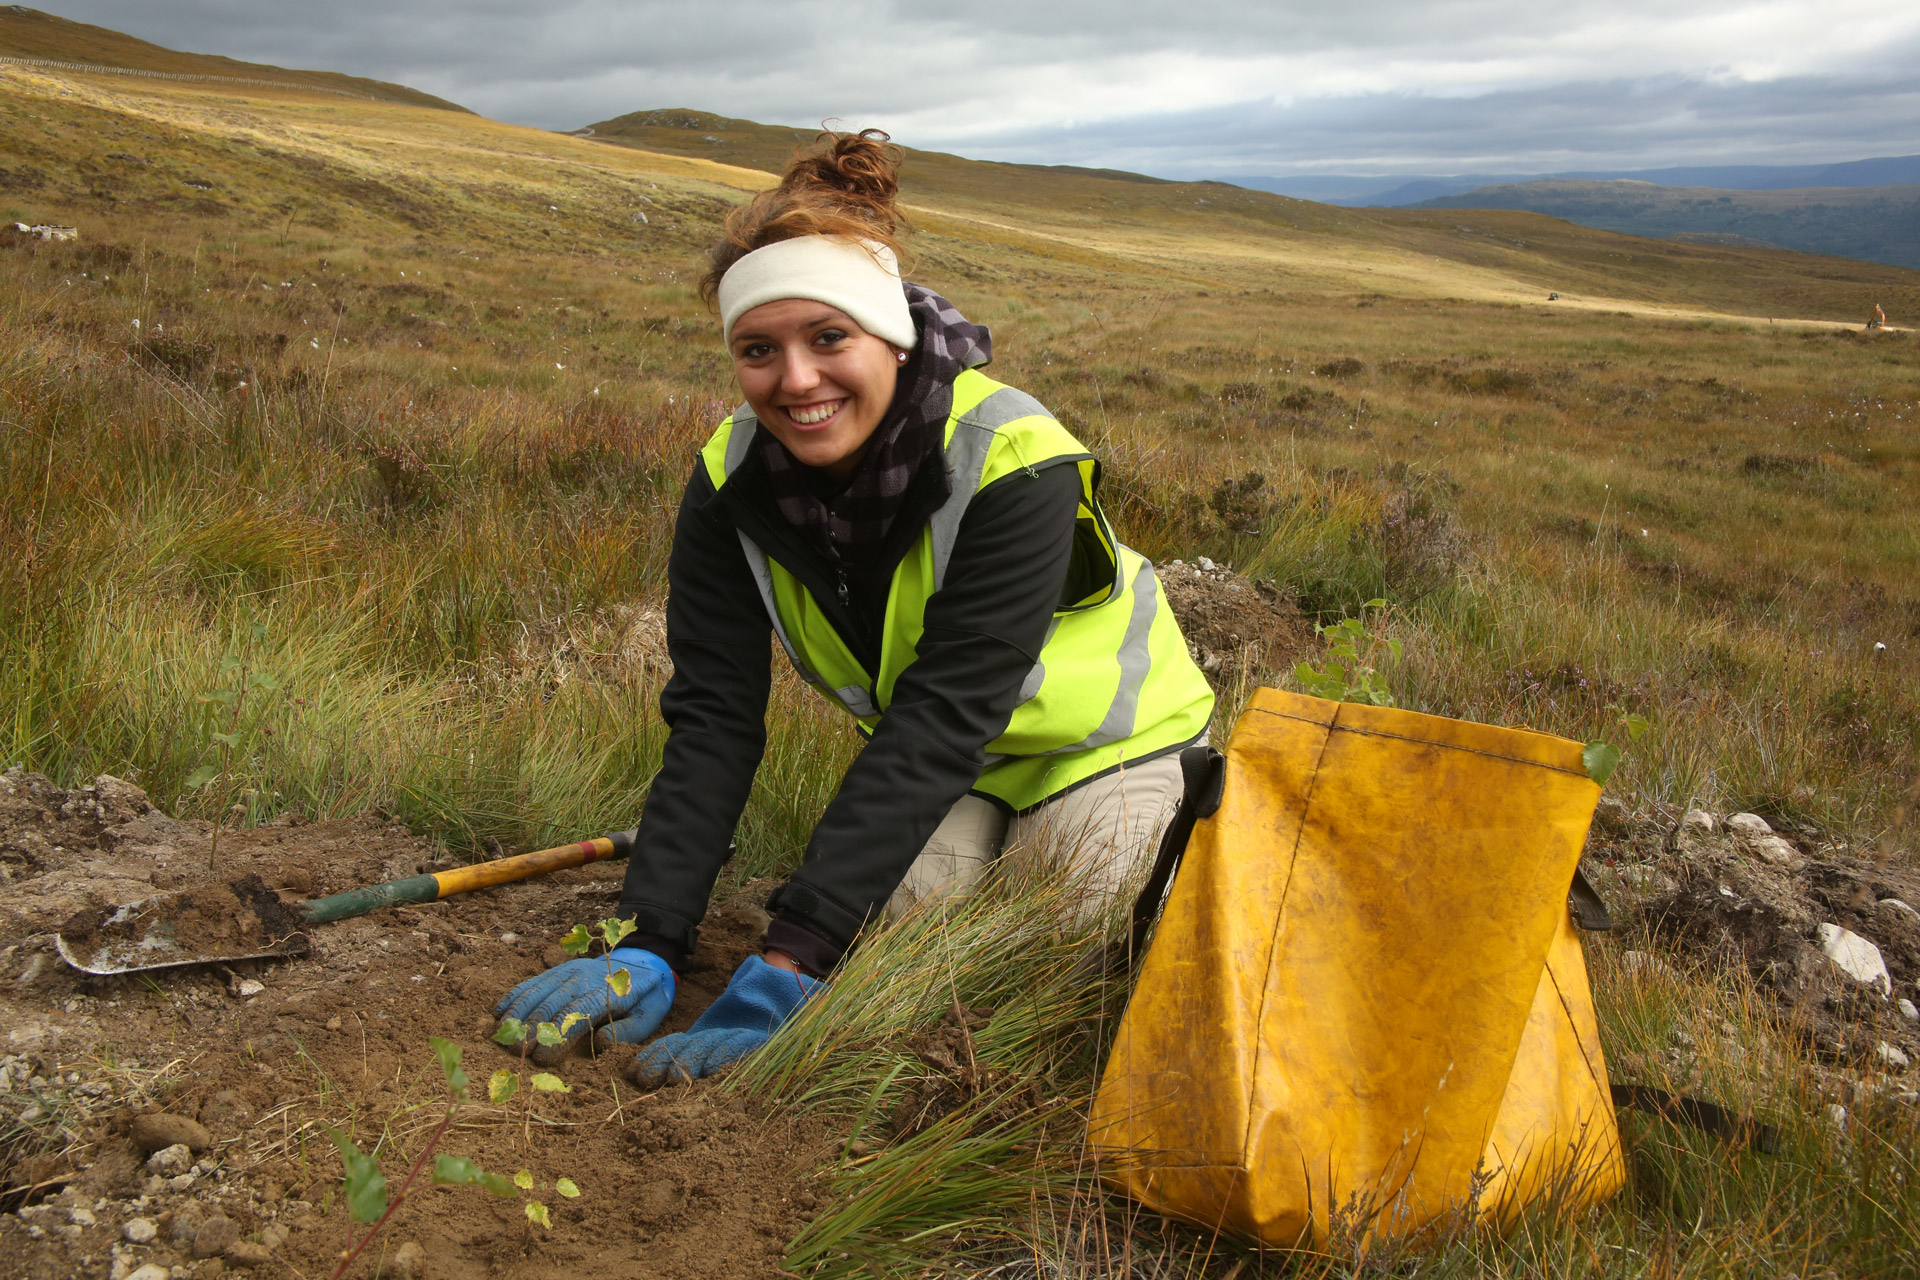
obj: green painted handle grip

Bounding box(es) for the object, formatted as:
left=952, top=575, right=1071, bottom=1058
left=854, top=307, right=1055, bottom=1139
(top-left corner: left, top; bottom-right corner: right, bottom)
left=300, top=874, right=441, bottom=924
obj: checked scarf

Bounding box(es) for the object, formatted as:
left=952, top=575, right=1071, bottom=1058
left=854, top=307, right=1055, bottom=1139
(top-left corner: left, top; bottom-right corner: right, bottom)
left=755, top=284, right=992, bottom=571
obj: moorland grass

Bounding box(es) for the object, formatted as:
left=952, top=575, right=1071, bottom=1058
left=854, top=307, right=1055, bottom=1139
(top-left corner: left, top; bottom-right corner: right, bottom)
left=3, top=63, right=1919, bottom=1277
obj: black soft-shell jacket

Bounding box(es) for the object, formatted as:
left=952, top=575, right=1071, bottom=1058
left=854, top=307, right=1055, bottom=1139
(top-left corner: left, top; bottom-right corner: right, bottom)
left=615, top=433, right=1083, bottom=975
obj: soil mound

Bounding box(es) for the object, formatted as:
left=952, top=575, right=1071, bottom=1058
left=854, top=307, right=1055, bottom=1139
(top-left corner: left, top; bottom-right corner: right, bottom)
left=1590, top=802, right=1920, bottom=1061
left=1158, top=557, right=1315, bottom=690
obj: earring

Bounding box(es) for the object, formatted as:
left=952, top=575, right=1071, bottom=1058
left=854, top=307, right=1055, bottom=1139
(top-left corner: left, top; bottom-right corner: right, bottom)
left=896, top=350, right=908, bottom=364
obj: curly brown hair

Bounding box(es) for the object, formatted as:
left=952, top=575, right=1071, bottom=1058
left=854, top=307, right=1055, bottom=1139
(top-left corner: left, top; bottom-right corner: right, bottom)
left=699, top=128, right=909, bottom=304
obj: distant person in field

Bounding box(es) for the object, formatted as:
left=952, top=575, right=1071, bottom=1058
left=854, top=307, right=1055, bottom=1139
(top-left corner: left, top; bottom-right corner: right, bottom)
left=1867, top=302, right=1886, bottom=330
left=496, top=130, right=1214, bottom=1084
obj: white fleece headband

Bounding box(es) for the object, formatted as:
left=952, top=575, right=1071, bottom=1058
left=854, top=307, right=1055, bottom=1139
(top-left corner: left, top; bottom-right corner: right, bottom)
left=717, top=236, right=917, bottom=350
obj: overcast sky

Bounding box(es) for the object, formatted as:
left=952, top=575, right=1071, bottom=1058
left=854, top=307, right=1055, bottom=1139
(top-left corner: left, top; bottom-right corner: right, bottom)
left=42, top=1, right=1920, bottom=178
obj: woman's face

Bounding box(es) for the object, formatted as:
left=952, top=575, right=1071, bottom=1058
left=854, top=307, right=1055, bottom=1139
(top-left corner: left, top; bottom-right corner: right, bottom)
left=729, top=298, right=902, bottom=480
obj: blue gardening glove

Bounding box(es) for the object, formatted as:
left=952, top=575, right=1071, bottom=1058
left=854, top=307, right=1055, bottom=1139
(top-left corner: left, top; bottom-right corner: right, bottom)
left=496, top=948, right=676, bottom=1062
left=630, top=955, right=822, bottom=1088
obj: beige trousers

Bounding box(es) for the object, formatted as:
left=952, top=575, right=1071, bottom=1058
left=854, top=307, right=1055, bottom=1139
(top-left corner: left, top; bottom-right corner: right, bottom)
left=885, top=752, right=1189, bottom=922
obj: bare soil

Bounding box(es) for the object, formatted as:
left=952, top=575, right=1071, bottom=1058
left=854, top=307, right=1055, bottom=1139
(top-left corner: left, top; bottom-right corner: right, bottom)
left=1586, top=800, right=1920, bottom=1062
left=0, top=767, right=831, bottom=1280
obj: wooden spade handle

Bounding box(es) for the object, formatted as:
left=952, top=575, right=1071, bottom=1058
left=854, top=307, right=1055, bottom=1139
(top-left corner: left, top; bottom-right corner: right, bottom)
left=298, top=830, right=634, bottom=924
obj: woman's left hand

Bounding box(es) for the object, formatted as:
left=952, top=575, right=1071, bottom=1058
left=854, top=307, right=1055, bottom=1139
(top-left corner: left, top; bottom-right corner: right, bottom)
left=628, top=954, right=823, bottom=1087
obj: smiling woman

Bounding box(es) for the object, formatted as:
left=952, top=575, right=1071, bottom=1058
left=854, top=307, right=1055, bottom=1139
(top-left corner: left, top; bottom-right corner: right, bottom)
left=495, top=128, right=1216, bottom=1086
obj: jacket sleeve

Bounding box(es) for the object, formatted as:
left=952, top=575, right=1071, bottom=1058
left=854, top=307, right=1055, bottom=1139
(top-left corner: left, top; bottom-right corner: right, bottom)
left=765, top=462, right=1082, bottom=966
left=616, top=466, right=772, bottom=965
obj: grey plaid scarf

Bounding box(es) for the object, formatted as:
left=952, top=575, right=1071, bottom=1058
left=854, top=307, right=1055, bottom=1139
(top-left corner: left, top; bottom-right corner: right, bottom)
left=756, top=284, right=992, bottom=571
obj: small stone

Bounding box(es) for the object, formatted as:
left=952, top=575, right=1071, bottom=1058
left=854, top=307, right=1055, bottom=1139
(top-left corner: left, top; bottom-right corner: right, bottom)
left=168, top=1173, right=196, bottom=1192
left=1828, top=1103, right=1849, bottom=1128
left=499, top=932, right=519, bottom=943
left=387, top=1240, right=427, bottom=1280
left=170, top=1203, right=206, bottom=1243
left=233, top=979, right=265, bottom=999
left=123, top=1218, right=157, bottom=1243
left=1878, top=898, right=1920, bottom=923
left=1816, top=923, right=1893, bottom=997
left=1620, top=950, right=1677, bottom=980
left=193, top=1213, right=239, bottom=1258
left=67, top=1206, right=97, bottom=1226
left=1899, top=998, right=1919, bottom=1023
left=1678, top=808, right=1715, bottom=835
left=1751, top=835, right=1799, bottom=867
left=126, top=1267, right=170, bottom=1280
left=224, top=1241, right=271, bottom=1270
left=131, top=1113, right=212, bottom=1154
left=144, top=1144, right=193, bottom=1175
left=1879, top=1042, right=1912, bottom=1070
left=20, top=1102, right=46, bottom=1123
left=1726, top=812, right=1773, bottom=838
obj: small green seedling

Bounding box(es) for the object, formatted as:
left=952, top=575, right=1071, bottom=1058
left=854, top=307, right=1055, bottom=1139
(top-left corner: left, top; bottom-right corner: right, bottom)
left=185, top=617, right=283, bottom=872
left=1583, top=706, right=1651, bottom=786
left=559, top=915, right=640, bottom=1004
left=324, top=1038, right=512, bottom=1280
left=512, top=1168, right=584, bottom=1231
left=491, top=1012, right=583, bottom=1139
left=1295, top=599, right=1400, bottom=707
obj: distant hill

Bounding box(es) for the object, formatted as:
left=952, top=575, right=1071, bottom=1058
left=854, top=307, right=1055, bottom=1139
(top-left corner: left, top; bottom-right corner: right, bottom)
left=0, top=5, right=467, bottom=112
left=1225, top=155, right=1920, bottom=207
left=1406, top=178, right=1920, bottom=270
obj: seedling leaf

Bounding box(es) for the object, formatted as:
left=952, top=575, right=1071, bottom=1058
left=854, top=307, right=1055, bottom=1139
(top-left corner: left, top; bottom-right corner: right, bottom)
left=555, top=1177, right=580, bottom=1198
left=559, top=924, right=592, bottom=957
left=525, top=1200, right=551, bottom=1229
left=492, top=1018, right=526, bottom=1047
left=534, top=1021, right=567, bottom=1048
left=600, top=917, right=636, bottom=948
left=606, top=968, right=632, bottom=998
left=488, top=1069, right=519, bottom=1104
left=325, top=1128, right=388, bottom=1224
left=428, top=1036, right=468, bottom=1096
left=530, top=1072, right=570, bottom=1093
left=513, top=1169, right=534, bottom=1190
left=433, top=1155, right=514, bottom=1197
left=1583, top=741, right=1622, bottom=786
left=558, top=1012, right=587, bottom=1035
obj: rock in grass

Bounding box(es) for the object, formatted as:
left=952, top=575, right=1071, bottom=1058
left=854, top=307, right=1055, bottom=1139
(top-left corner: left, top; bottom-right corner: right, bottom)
left=1899, top=998, right=1919, bottom=1023
left=193, top=1213, right=239, bottom=1258
left=126, top=1267, right=170, bottom=1280
left=1678, top=808, right=1715, bottom=835
left=1750, top=835, right=1800, bottom=867
left=131, top=1112, right=211, bottom=1154
left=1726, top=812, right=1773, bottom=839
left=1877, top=1042, right=1911, bottom=1070
left=123, top=1217, right=157, bottom=1243
left=1816, top=924, right=1892, bottom=997
left=1879, top=898, right=1920, bottom=923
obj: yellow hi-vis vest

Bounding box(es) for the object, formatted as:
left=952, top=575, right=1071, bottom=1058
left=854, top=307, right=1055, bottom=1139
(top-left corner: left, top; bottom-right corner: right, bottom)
left=699, top=368, right=1215, bottom=811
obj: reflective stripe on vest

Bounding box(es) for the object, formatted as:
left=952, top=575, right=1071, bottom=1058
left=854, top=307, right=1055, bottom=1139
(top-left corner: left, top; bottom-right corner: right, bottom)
left=699, top=369, right=1214, bottom=809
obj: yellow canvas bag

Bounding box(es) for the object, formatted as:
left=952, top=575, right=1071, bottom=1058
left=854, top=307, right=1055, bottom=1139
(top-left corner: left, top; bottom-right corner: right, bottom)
left=1089, top=688, right=1625, bottom=1246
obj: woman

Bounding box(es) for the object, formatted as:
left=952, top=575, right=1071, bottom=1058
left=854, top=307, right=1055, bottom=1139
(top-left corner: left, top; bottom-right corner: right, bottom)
left=499, top=131, right=1214, bottom=1086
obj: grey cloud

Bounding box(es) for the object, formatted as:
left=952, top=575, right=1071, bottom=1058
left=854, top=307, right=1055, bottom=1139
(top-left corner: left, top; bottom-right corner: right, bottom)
left=39, top=2, right=1920, bottom=175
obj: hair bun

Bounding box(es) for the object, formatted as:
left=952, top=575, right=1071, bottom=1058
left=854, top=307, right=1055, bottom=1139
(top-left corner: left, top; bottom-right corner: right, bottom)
left=700, top=128, right=911, bottom=306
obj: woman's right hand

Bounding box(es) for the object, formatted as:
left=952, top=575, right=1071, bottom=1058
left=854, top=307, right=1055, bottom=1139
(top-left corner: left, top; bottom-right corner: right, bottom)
left=494, top=948, right=676, bottom=1061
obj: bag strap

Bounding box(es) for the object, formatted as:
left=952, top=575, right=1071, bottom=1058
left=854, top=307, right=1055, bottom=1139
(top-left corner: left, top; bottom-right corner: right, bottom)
left=1611, top=1084, right=1780, bottom=1154
left=1568, top=864, right=1613, bottom=931
left=1127, top=745, right=1226, bottom=960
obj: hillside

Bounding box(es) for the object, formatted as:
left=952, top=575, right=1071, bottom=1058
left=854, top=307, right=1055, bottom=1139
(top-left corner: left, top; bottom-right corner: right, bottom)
left=0, top=5, right=467, bottom=111
left=582, top=108, right=1920, bottom=325
left=1411, top=177, right=1920, bottom=271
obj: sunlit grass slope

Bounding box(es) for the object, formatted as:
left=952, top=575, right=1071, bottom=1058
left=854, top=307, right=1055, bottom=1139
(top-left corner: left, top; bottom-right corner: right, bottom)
left=3, top=57, right=1920, bottom=1278
left=0, top=5, right=467, bottom=110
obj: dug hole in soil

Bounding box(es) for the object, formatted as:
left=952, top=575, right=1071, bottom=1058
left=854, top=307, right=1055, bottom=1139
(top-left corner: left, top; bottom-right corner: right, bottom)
left=0, top=767, right=830, bottom=1280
